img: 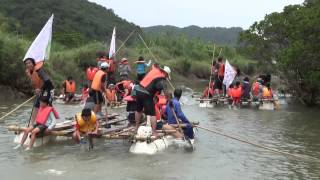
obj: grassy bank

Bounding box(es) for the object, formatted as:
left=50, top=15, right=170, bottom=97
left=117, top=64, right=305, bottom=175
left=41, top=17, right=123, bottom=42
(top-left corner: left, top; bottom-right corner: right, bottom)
left=0, top=29, right=256, bottom=94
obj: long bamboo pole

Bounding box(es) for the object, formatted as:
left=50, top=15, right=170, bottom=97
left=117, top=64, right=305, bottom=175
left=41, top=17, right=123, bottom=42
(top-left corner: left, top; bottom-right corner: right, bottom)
left=196, top=125, right=319, bottom=162
left=0, top=95, right=36, bottom=121
left=207, top=44, right=216, bottom=97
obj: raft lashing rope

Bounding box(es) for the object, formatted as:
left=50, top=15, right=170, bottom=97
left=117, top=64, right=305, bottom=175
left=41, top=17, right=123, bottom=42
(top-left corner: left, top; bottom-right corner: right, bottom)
left=196, top=125, right=320, bottom=162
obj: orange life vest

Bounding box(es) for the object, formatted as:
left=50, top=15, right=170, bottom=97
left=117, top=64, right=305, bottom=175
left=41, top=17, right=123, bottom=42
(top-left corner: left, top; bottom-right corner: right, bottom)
left=26, top=62, right=44, bottom=89
left=106, top=89, right=116, bottom=102
left=86, top=67, right=98, bottom=81
left=140, top=68, right=166, bottom=88
left=262, top=87, right=273, bottom=98
left=227, top=88, right=233, bottom=97
left=252, top=82, right=260, bottom=96
left=218, top=63, right=225, bottom=77
left=91, top=70, right=106, bottom=91
left=65, top=80, right=76, bottom=93
left=36, top=106, right=59, bottom=125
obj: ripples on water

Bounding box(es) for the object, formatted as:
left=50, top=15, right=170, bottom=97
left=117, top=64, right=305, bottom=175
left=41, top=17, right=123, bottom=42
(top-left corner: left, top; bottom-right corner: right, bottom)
left=0, top=96, right=319, bottom=180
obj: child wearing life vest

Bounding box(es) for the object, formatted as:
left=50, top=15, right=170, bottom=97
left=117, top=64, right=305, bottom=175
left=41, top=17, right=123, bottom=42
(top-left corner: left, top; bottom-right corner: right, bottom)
left=62, top=76, right=76, bottom=103
left=231, top=81, right=242, bottom=107
left=72, top=108, right=99, bottom=149
left=154, top=93, right=167, bottom=130
left=262, top=83, right=273, bottom=100
left=14, top=96, right=59, bottom=150
left=105, top=84, right=117, bottom=107
left=81, top=84, right=89, bottom=102
left=202, top=82, right=215, bottom=98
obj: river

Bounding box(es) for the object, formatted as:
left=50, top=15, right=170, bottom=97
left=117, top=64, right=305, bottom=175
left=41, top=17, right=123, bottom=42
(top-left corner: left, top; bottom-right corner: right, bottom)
left=0, top=95, right=319, bottom=180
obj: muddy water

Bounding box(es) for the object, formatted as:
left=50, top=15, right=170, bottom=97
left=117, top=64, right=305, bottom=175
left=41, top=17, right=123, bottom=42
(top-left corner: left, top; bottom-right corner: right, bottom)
left=0, top=95, right=319, bottom=180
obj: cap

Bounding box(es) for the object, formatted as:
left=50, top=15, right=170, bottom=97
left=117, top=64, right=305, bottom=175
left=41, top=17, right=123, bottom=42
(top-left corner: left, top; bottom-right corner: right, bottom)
left=100, top=62, right=109, bottom=68
left=121, top=58, right=128, bottom=62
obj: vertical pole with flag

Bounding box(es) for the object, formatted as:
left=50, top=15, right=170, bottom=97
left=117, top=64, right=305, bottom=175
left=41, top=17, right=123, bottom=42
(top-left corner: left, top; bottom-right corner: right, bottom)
left=23, top=14, right=53, bottom=63
left=109, top=27, right=116, bottom=60
left=223, top=60, right=236, bottom=89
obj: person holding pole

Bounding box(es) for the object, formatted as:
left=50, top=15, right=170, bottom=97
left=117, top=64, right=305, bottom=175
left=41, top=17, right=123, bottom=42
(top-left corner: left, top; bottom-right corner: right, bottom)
left=24, top=58, right=54, bottom=125
left=164, top=88, right=194, bottom=140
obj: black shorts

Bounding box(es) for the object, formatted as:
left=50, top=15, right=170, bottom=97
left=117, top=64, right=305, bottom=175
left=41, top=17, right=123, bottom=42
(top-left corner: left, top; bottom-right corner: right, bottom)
left=34, top=90, right=53, bottom=108
left=92, top=90, right=104, bottom=104
left=136, top=90, right=155, bottom=116
left=137, top=73, right=146, bottom=81
left=33, top=124, right=48, bottom=134
left=214, top=76, right=224, bottom=90
left=65, top=92, right=74, bottom=100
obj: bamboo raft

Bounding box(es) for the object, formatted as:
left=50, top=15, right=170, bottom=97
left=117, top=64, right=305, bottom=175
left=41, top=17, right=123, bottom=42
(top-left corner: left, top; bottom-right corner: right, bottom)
left=8, top=115, right=199, bottom=154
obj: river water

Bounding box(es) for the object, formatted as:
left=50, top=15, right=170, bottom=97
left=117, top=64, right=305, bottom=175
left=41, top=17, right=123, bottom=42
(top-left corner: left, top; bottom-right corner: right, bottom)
left=0, top=95, right=319, bottom=180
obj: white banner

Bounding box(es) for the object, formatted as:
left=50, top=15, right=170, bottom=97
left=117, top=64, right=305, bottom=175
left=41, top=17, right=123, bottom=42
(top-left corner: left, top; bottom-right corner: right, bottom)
left=23, top=14, right=53, bottom=63
left=223, top=60, right=236, bottom=89
left=108, top=27, right=116, bottom=59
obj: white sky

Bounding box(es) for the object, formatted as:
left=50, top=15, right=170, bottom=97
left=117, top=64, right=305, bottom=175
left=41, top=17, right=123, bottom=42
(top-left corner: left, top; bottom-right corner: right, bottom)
left=90, top=0, right=304, bottom=29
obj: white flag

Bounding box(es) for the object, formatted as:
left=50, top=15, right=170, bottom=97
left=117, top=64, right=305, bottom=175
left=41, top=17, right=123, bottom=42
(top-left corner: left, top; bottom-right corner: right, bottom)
left=23, top=14, right=53, bottom=63
left=223, top=60, right=236, bottom=89
left=108, top=27, right=116, bottom=59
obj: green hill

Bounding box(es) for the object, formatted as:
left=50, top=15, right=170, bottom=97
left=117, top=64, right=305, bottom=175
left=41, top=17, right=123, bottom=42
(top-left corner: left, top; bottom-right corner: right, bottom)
left=143, top=25, right=243, bottom=46
left=0, top=0, right=140, bottom=47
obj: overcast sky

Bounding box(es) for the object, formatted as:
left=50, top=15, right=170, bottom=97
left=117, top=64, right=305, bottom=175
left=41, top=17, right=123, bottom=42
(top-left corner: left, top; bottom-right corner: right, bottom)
left=90, top=0, right=304, bottom=29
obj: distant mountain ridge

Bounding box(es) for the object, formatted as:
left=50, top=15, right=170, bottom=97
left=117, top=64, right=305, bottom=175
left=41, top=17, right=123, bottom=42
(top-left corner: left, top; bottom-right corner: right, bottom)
left=143, top=25, right=243, bottom=46
left=0, top=0, right=140, bottom=47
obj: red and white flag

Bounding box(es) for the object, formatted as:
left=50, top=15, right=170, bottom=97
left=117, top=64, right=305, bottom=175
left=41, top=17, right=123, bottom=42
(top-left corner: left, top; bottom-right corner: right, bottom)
left=223, top=60, right=236, bottom=89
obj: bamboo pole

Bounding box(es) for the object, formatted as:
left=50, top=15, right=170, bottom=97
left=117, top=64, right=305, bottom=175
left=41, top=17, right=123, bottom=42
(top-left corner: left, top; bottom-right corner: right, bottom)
left=115, top=30, right=136, bottom=55
left=196, top=125, right=319, bottom=162
left=138, top=33, right=176, bottom=90
left=207, top=44, right=216, bottom=97
left=0, top=95, right=36, bottom=121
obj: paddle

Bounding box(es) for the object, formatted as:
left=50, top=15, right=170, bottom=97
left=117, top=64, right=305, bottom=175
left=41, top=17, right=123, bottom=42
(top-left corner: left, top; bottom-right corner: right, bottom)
left=0, top=95, right=36, bottom=122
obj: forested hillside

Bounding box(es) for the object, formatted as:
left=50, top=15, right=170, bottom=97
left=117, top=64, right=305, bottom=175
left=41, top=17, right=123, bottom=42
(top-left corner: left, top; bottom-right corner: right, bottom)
left=143, top=25, right=243, bottom=46
left=238, top=0, right=320, bottom=105
left=0, top=0, right=140, bottom=47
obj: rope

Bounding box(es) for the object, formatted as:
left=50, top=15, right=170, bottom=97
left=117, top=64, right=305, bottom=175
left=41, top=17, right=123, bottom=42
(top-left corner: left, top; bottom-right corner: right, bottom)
left=196, top=125, right=319, bottom=162
left=138, top=34, right=159, bottom=63
left=138, top=33, right=176, bottom=90
left=115, top=30, right=136, bottom=55
left=0, top=95, right=36, bottom=121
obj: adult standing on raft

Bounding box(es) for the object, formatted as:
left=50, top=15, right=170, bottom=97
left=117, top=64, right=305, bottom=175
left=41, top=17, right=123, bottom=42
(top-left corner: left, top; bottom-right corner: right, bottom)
left=91, top=62, right=109, bottom=117
left=214, top=57, right=225, bottom=96
left=24, top=58, right=54, bottom=125
left=134, top=65, right=171, bottom=136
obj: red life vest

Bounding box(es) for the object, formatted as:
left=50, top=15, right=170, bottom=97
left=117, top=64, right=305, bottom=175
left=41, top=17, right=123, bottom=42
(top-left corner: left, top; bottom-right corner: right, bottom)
left=86, top=67, right=98, bottom=81
left=106, top=59, right=116, bottom=73
left=252, top=82, right=260, bottom=96
left=218, top=63, right=225, bottom=77
left=81, top=88, right=89, bottom=100
left=36, top=106, right=59, bottom=125
left=140, top=68, right=166, bottom=88
left=232, top=87, right=242, bottom=98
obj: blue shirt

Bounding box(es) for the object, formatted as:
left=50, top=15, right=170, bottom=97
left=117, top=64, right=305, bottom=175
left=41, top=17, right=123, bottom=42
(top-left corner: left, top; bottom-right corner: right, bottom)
left=166, top=97, right=189, bottom=124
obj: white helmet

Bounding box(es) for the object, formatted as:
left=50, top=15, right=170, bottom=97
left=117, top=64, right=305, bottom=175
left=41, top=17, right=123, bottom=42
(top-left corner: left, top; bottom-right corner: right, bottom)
left=100, top=62, right=109, bottom=69
left=162, top=66, right=171, bottom=79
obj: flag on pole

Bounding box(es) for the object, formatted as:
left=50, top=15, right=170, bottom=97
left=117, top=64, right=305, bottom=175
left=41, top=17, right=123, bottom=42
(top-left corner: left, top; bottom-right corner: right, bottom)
left=223, top=60, right=237, bottom=89
left=23, top=14, right=53, bottom=63
left=108, top=27, right=116, bottom=59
